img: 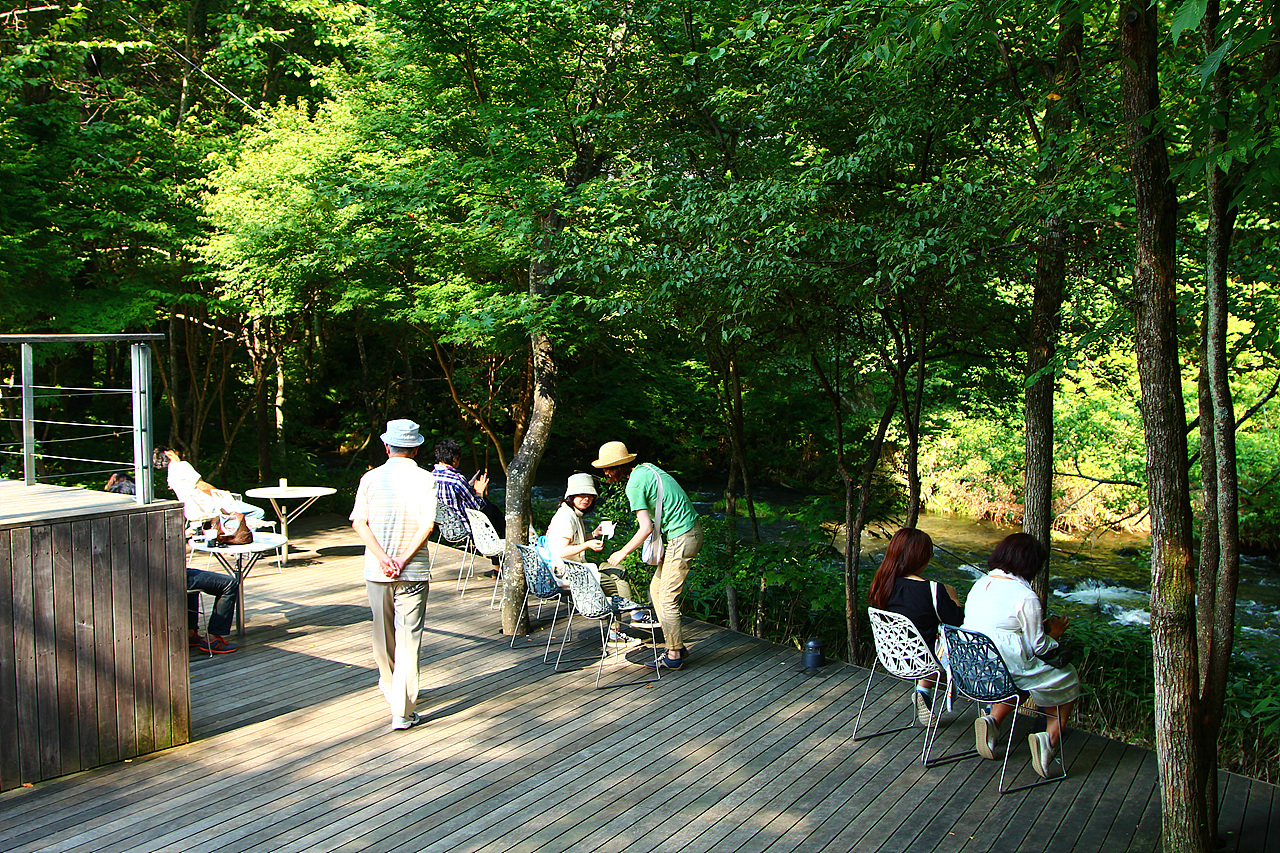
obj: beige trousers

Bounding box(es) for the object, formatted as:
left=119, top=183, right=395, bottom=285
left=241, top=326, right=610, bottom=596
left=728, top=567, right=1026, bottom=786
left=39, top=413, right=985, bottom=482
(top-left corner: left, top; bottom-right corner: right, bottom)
left=598, top=565, right=634, bottom=602
left=367, top=579, right=428, bottom=719
left=648, top=521, right=703, bottom=650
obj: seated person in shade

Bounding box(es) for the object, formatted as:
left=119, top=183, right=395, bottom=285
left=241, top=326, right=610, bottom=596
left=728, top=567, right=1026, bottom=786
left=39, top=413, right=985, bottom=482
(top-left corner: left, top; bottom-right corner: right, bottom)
left=867, top=527, right=963, bottom=725
left=105, top=472, right=135, bottom=495
left=963, top=532, right=1080, bottom=779
left=545, top=473, right=646, bottom=646
left=153, top=446, right=265, bottom=527
left=432, top=438, right=505, bottom=575
left=187, top=567, right=239, bottom=654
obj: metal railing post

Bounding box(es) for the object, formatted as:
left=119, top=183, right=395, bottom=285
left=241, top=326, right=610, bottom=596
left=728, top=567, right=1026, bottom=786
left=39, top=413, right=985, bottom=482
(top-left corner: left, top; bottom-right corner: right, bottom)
left=131, top=343, right=154, bottom=504
left=21, top=343, right=35, bottom=485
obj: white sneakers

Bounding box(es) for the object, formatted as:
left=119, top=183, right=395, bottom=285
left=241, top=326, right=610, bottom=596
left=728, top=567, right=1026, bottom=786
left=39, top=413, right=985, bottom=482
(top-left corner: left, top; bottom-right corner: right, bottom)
left=974, top=714, right=1000, bottom=759
left=1029, top=731, right=1059, bottom=778
left=391, top=712, right=423, bottom=731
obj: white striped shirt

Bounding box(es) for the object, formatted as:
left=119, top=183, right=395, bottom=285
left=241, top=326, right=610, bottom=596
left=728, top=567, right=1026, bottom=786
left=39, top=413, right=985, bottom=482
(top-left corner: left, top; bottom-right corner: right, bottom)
left=350, top=457, right=438, bottom=583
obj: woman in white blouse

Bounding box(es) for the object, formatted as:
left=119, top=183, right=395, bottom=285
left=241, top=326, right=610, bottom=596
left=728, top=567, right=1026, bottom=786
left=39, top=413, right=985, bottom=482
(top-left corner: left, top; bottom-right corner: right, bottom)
left=962, top=533, right=1079, bottom=779
left=544, top=474, right=647, bottom=645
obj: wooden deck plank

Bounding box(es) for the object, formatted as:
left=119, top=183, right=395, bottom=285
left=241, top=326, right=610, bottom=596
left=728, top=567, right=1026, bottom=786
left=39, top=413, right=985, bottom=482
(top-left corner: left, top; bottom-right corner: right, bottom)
left=142, top=632, right=763, bottom=853
left=1, top=516, right=1277, bottom=853
left=312, top=638, right=796, bottom=853
left=1264, top=784, right=1280, bottom=853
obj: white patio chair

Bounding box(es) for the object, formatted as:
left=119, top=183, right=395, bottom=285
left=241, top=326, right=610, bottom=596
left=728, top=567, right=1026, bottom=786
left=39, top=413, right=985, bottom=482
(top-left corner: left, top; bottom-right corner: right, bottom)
left=464, top=507, right=506, bottom=607
left=554, top=560, right=660, bottom=688
left=853, top=607, right=946, bottom=765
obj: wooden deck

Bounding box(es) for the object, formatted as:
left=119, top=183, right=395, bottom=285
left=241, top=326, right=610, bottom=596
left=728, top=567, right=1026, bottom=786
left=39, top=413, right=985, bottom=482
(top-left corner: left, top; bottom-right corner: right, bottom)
left=0, top=479, right=174, bottom=528
left=0, top=516, right=1276, bottom=852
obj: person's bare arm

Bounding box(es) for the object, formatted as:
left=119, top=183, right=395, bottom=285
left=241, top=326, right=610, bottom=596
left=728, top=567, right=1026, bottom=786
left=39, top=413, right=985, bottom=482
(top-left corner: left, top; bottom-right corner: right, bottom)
left=607, top=510, right=653, bottom=567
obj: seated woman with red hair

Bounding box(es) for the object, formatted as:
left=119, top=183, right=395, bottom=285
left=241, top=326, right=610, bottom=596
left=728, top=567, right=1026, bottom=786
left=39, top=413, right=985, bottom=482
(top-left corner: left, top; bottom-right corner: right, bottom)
left=867, top=527, right=964, bottom=724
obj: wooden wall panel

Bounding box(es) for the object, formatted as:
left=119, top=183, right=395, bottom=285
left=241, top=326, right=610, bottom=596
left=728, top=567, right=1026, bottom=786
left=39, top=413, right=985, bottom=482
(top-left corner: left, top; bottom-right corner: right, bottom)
left=12, top=527, right=39, bottom=783
left=72, top=519, right=98, bottom=771
left=110, top=514, right=135, bottom=761
left=0, top=530, right=18, bottom=790
left=52, top=522, right=80, bottom=777
left=90, top=516, right=117, bottom=767
left=0, top=502, right=189, bottom=791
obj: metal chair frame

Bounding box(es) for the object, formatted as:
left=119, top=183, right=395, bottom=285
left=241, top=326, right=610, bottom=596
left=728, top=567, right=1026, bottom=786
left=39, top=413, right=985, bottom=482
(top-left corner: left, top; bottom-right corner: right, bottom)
left=934, top=624, right=1068, bottom=794
left=854, top=607, right=946, bottom=765
left=464, top=507, right=506, bottom=607
left=428, top=504, right=475, bottom=591
left=554, top=560, right=660, bottom=688
left=511, top=544, right=572, bottom=662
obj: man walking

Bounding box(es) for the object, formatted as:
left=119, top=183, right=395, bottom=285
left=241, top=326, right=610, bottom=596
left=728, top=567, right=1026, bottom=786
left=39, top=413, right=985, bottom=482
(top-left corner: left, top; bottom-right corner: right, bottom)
left=351, top=419, right=438, bottom=730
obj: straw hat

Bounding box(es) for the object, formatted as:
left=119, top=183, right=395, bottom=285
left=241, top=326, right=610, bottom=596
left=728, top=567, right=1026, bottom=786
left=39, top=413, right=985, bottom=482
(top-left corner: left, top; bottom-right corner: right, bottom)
left=564, top=473, right=598, bottom=499
left=380, top=419, right=424, bottom=448
left=591, top=441, right=637, bottom=469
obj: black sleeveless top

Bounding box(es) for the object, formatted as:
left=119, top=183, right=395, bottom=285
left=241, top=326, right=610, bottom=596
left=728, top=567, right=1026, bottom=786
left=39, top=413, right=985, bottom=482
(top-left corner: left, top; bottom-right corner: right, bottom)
left=884, top=577, right=964, bottom=646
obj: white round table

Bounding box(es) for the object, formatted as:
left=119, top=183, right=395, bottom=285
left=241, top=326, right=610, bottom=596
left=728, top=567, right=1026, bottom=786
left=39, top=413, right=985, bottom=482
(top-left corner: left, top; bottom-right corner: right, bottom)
left=245, top=486, right=337, bottom=565
left=189, top=531, right=289, bottom=637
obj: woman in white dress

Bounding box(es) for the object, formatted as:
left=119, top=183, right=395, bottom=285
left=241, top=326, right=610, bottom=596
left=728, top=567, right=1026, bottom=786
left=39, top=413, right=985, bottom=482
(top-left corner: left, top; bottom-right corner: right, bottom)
left=962, top=532, right=1079, bottom=779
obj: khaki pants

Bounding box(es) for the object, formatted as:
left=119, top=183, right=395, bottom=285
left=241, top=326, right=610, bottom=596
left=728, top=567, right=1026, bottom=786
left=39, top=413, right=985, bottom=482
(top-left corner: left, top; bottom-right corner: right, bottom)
left=599, top=565, right=633, bottom=602
left=649, top=521, right=703, bottom=650
left=367, top=580, right=428, bottom=719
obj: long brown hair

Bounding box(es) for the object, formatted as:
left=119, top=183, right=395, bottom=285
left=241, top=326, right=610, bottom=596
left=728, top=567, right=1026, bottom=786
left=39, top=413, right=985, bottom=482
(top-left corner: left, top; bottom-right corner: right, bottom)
left=868, top=528, right=935, bottom=609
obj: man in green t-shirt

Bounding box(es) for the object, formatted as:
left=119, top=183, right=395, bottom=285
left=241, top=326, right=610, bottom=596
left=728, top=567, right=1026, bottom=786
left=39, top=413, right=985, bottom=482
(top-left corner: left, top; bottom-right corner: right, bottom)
left=595, top=440, right=704, bottom=671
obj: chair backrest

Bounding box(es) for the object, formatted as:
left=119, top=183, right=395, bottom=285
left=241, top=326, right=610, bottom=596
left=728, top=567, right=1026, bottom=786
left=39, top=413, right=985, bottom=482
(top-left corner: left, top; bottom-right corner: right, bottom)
left=939, top=624, right=1023, bottom=704
left=867, top=607, right=941, bottom=681
left=515, top=543, right=563, bottom=600
left=436, top=504, right=471, bottom=545
left=465, top=508, right=504, bottom=558
left=561, top=560, right=611, bottom=619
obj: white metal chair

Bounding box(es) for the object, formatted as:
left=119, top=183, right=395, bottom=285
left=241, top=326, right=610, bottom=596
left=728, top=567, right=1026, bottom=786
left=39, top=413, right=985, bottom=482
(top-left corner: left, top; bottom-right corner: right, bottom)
left=512, top=543, right=572, bottom=661
left=555, top=560, right=660, bottom=688
left=464, top=507, right=505, bottom=607
left=938, top=624, right=1068, bottom=793
left=854, top=607, right=946, bottom=765
left=430, top=504, right=475, bottom=588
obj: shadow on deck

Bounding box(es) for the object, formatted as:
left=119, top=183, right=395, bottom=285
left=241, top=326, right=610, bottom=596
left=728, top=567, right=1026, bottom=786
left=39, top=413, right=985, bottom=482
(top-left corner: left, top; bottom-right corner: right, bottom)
left=1, top=516, right=1276, bottom=853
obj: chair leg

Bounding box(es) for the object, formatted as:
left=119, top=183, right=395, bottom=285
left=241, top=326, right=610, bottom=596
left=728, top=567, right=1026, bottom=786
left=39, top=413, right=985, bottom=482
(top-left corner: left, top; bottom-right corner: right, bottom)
left=998, top=706, right=1068, bottom=794
left=593, top=615, right=660, bottom=689
left=852, top=666, right=918, bottom=743
left=488, top=551, right=506, bottom=610
left=510, top=595, right=529, bottom=649
left=554, top=612, right=577, bottom=671
left=543, top=597, right=568, bottom=663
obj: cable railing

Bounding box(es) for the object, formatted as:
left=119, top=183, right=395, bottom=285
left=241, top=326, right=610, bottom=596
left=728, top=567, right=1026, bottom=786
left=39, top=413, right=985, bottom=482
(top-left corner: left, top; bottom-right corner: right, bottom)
left=0, top=334, right=165, bottom=504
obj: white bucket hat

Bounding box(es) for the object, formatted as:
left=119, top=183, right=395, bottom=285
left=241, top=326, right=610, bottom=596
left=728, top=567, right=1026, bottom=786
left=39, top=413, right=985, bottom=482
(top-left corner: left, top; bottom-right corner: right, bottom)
left=380, top=419, right=424, bottom=448
left=591, top=440, right=637, bottom=468
left=564, top=473, right=598, bottom=499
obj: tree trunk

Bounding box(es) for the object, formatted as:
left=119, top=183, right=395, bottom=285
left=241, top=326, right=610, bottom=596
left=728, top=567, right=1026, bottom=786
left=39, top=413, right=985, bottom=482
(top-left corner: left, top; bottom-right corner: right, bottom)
left=1024, top=7, right=1080, bottom=603
left=499, top=232, right=558, bottom=636
left=1196, top=0, right=1241, bottom=836
left=1122, top=4, right=1208, bottom=850
left=845, top=397, right=898, bottom=663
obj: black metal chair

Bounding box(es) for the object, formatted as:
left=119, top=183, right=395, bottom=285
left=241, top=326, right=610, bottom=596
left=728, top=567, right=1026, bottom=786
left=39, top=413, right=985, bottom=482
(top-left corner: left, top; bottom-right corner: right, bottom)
left=511, top=543, right=571, bottom=662
left=937, top=624, right=1068, bottom=793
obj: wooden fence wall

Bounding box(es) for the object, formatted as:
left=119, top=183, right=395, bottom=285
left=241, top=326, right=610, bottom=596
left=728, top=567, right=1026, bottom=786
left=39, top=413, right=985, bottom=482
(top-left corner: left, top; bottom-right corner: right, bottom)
left=0, top=503, right=189, bottom=792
